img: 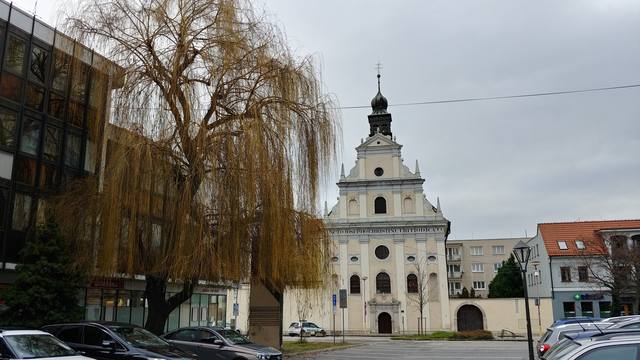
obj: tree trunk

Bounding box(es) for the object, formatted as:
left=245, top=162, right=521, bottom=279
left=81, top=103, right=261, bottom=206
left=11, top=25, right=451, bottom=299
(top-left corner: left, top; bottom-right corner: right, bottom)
left=144, top=275, right=196, bottom=334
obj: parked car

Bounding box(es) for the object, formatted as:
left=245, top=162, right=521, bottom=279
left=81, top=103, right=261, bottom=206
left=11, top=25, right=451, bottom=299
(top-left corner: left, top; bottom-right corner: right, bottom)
left=163, top=326, right=282, bottom=360
left=542, top=330, right=640, bottom=360
left=0, top=329, right=92, bottom=360
left=537, top=322, right=612, bottom=358
left=607, top=318, right=640, bottom=330
left=601, top=315, right=640, bottom=324
left=42, top=322, right=196, bottom=360
left=287, top=321, right=326, bottom=337
left=550, top=317, right=601, bottom=327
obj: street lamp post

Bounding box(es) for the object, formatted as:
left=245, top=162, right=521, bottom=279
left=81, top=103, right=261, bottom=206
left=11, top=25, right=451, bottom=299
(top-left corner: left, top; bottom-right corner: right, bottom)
left=513, top=240, right=534, bottom=360
left=362, top=276, right=368, bottom=333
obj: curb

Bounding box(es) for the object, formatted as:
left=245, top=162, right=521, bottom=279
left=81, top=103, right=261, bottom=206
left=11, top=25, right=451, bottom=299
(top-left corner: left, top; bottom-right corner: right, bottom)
left=284, top=343, right=365, bottom=358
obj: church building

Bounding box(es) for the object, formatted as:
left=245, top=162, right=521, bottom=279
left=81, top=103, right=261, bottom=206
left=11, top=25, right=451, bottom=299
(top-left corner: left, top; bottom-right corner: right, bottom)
left=281, top=76, right=452, bottom=334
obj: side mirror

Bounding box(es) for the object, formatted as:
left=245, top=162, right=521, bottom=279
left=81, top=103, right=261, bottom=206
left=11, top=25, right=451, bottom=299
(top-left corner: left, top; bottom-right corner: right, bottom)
left=101, top=340, right=117, bottom=351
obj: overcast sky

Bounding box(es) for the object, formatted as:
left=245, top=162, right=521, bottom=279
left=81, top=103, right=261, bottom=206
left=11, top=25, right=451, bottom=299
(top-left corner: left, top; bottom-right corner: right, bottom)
left=16, top=0, right=640, bottom=240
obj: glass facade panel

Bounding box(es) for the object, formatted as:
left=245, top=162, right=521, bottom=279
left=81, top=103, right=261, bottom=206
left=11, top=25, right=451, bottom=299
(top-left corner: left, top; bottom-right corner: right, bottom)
left=0, top=72, right=23, bottom=102
left=85, top=288, right=101, bottom=320
left=48, top=92, right=65, bottom=119
left=19, top=118, right=41, bottom=155
left=71, top=62, right=89, bottom=100
left=116, top=290, right=131, bottom=323
left=130, top=291, right=145, bottom=326
left=52, top=51, right=69, bottom=92
left=216, top=296, right=226, bottom=327
left=43, top=126, right=61, bottom=162
left=190, top=294, right=199, bottom=326
left=9, top=9, right=33, bottom=33
left=39, top=163, right=58, bottom=189
left=29, top=46, right=48, bottom=83
left=25, top=83, right=45, bottom=110
left=68, top=101, right=84, bottom=127
left=4, top=35, right=26, bottom=74
left=102, top=289, right=116, bottom=321
left=0, top=108, right=16, bottom=148
left=64, top=132, right=81, bottom=167
left=33, top=22, right=55, bottom=44
left=0, top=189, right=7, bottom=228
left=11, top=193, right=31, bottom=231
left=13, top=156, right=36, bottom=185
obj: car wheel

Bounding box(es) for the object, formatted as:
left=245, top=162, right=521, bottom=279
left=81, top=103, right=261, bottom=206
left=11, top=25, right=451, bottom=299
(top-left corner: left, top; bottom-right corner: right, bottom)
left=319, top=331, right=326, bottom=337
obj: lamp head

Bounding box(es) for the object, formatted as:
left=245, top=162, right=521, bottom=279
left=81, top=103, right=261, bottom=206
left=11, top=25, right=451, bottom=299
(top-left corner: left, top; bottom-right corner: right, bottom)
left=512, top=240, right=531, bottom=271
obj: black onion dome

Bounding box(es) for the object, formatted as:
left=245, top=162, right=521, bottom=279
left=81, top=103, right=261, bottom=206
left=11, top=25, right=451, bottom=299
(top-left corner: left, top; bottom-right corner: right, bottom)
left=371, top=90, right=388, bottom=114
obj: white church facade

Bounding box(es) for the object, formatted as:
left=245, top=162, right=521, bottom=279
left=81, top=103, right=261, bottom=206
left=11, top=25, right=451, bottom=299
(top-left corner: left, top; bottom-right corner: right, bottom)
left=280, top=76, right=452, bottom=334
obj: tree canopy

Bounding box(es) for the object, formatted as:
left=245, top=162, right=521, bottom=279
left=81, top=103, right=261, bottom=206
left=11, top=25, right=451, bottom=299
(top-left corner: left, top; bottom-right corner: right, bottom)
left=488, top=254, right=524, bottom=298
left=55, top=0, right=339, bottom=332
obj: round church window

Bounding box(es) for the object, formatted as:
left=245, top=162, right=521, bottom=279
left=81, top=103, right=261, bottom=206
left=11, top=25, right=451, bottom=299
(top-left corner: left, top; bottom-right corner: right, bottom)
left=374, top=167, right=384, bottom=176
left=375, top=245, right=390, bottom=260
left=428, top=255, right=437, bottom=262
left=407, top=255, right=416, bottom=262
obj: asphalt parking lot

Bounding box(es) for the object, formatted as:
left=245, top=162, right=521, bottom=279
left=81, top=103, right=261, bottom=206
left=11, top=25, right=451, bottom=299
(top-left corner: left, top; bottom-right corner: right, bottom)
left=289, top=339, right=528, bottom=360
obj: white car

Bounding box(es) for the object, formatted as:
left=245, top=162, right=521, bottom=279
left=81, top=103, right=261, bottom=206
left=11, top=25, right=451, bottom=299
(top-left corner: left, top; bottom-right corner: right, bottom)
left=0, top=329, right=91, bottom=360
left=287, top=321, right=326, bottom=337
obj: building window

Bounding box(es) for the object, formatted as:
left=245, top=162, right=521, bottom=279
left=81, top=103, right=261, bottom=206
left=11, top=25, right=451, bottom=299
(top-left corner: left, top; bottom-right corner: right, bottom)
left=19, top=118, right=42, bottom=155
left=575, top=240, right=585, bottom=250
left=558, top=241, right=568, bottom=250
left=472, top=263, right=484, bottom=273
left=563, top=302, right=576, bottom=317
left=578, top=266, right=589, bottom=282
left=581, top=302, right=594, bottom=317
left=330, top=256, right=339, bottom=263
left=350, top=275, right=360, bottom=294
left=4, top=35, right=26, bottom=74
left=29, top=45, right=48, bottom=84
left=0, top=72, right=23, bottom=102
left=561, top=267, right=572, bottom=282
left=375, top=245, right=389, bottom=260
left=407, top=274, right=418, bottom=293
left=406, top=255, right=416, bottom=263
left=447, top=264, right=460, bottom=274
left=494, top=262, right=503, bottom=272
left=470, top=246, right=483, bottom=256
left=492, top=245, right=505, bottom=255
left=43, top=126, right=62, bottom=162
left=376, top=272, right=391, bottom=294
left=64, top=132, right=82, bottom=168
left=25, top=83, right=45, bottom=111
left=448, top=282, right=461, bottom=295
left=599, top=301, right=612, bottom=318
left=473, top=281, right=486, bottom=290
left=374, top=196, right=386, bottom=214
left=0, top=109, right=17, bottom=148
left=52, top=50, right=70, bottom=92
left=349, top=255, right=359, bottom=263
left=12, top=193, right=32, bottom=231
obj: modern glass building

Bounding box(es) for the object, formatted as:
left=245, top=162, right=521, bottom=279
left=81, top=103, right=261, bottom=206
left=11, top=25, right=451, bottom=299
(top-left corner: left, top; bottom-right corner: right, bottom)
left=0, top=1, right=228, bottom=330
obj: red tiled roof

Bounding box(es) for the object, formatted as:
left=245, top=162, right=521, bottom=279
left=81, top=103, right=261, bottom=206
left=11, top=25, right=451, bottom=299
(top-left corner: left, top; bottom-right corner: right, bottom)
left=538, top=220, right=640, bottom=257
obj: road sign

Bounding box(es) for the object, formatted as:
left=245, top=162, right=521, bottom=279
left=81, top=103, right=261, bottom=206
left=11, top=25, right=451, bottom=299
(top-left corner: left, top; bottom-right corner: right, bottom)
left=233, top=303, right=239, bottom=317
left=332, top=294, right=337, bottom=306
left=339, top=289, right=347, bottom=308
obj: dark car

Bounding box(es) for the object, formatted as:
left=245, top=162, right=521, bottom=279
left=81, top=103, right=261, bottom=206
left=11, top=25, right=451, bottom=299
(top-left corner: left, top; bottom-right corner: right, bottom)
left=42, top=322, right=196, bottom=360
left=163, top=326, right=282, bottom=360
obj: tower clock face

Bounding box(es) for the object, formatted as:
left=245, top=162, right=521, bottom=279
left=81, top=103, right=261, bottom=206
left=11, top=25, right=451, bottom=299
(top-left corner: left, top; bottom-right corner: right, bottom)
left=374, top=167, right=384, bottom=176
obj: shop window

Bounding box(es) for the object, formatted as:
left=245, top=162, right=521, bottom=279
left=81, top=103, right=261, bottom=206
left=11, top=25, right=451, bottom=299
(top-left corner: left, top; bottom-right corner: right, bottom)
left=116, top=291, right=131, bottom=323
left=350, top=274, right=360, bottom=294
left=19, top=118, right=41, bottom=155
left=0, top=72, right=23, bottom=102
left=374, top=196, right=386, bottom=214
left=407, top=274, right=418, bottom=293
left=581, top=301, right=594, bottom=317
left=13, top=156, right=37, bottom=185
left=43, top=126, right=62, bottom=162
left=85, top=288, right=102, bottom=320
left=376, top=272, right=391, bottom=294
left=563, top=302, right=576, bottom=318
left=25, top=83, right=45, bottom=111
left=48, top=92, right=65, bottom=119
left=64, top=132, right=82, bottom=168
left=29, top=46, right=48, bottom=84
left=11, top=193, right=32, bottom=231
left=0, top=109, right=16, bottom=148
left=599, top=301, right=612, bottom=318
left=52, top=51, right=70, bottom=92
left=4, top=35, right=26, bottom=74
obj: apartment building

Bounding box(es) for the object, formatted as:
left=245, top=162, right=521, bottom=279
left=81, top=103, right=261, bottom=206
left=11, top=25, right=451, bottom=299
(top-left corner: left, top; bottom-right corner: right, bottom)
left=446, top=237, right=526, bottom=297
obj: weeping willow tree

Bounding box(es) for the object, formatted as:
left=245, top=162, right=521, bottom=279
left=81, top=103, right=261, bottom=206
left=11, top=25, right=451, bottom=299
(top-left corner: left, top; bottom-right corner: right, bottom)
left=55, top=0, right=338, bottom=334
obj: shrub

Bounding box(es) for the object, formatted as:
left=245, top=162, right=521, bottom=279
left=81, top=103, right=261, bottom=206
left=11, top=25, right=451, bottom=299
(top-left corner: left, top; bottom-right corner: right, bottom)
left=452, top=330, right=494, bottom=340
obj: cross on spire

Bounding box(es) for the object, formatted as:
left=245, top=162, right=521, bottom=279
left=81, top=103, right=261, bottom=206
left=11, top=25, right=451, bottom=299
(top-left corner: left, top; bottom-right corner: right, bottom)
left=375, top=62, right=383, bottom=92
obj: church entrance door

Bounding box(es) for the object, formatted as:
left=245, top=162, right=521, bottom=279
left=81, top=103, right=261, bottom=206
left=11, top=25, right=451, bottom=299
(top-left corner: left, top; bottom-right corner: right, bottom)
left=378, top=312, right=392, bottom=334
left=457, top=304, right=483, bottom=331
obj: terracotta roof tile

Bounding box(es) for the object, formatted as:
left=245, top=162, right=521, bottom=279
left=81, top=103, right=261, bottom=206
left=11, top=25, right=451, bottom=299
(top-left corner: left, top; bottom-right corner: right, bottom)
left=538, top=219, right=640, bottom=257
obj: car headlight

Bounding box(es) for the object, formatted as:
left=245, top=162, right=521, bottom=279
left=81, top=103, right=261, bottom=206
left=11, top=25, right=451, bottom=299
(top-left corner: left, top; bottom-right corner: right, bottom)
left=256, top=354, right=270, bottom=360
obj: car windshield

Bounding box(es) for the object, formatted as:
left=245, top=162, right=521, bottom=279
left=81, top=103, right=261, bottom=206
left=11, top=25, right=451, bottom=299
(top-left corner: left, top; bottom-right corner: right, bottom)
left=109, top=326, right=169, bottom=348
left=4, top=334, right=77, bottom=359
left=216, top=330, right=252, bottom=345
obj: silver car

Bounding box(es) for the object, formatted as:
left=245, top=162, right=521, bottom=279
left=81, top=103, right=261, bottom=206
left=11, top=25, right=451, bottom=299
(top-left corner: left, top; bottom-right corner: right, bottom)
left=538, top=322, right=612, bottom=358
left=163, top=327, right=282, bottom=360
left=287, top=321, right=326, bottom=337
left=543, top=331, right=640, bottom=360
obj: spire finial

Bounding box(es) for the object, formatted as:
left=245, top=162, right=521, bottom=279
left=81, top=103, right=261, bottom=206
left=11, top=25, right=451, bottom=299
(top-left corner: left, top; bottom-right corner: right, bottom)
left=415, top=159, right=420, bottom=175
left=340, top=163, right=345, bottom=179
left=375, top=62, right=383, bottom=92
left=436, top=197, right=442, bottom=214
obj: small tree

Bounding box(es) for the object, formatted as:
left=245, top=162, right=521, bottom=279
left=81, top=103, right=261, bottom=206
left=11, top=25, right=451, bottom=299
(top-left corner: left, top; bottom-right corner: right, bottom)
left=470, top=288, right=476, bottom=298
left=460, top=287, right=470, bottom=298
left=406, top=259, right=431, bottom=334
left=1, top=220, right=86, bottom=327
left=488, top=255, right=523, bottom=298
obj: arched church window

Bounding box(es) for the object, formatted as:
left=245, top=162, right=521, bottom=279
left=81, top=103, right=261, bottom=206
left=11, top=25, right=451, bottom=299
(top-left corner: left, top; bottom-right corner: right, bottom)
left=407, top=274, right=418, bottom=293
left=350, top=274, right=361, bottom=294
left=376, top=272, right=391, bottom=294
left=374, top=196, right=386, bottom=214
left=403, top=196, right=414, bottom=213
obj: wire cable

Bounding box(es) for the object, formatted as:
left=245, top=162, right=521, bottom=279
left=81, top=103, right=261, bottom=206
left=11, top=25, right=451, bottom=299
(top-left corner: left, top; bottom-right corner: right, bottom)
left=337, top=83, right=640, bottom=110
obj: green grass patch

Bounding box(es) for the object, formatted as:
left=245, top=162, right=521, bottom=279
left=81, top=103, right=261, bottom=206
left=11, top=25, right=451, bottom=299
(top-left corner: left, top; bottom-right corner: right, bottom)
left=391, top=330, right=494, bottom=341
left=282, top=341, right=354, bottom=354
